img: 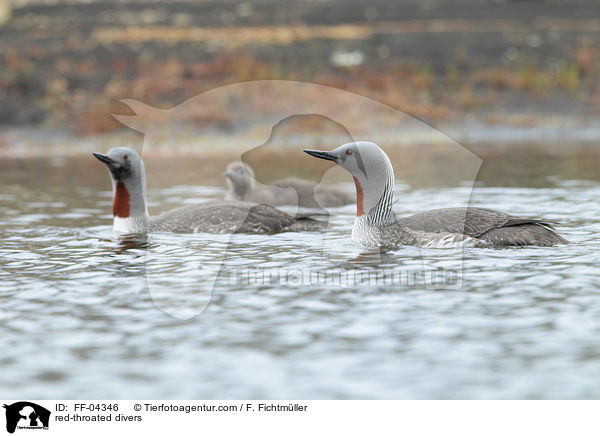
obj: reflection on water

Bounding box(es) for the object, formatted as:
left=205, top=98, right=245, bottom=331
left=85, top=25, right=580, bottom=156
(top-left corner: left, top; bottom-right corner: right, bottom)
left=1, top=150, right=600, bottom=399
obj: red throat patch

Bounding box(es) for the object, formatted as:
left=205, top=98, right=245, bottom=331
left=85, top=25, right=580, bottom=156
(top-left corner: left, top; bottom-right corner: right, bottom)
left=353, top=176, right=364, bottom=217
left=113, top=181, right=130, bottom=218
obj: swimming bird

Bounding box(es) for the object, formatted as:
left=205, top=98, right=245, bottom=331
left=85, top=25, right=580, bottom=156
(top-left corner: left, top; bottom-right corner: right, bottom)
left=93, top=147, right=324, bottom=234
left=224, top=161, right=353, bottom=207
left=304, top=141, right=568, bottom=248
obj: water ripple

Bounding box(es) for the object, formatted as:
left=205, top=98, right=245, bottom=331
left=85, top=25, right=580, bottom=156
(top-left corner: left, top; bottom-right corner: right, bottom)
left=0, top=176, right=600, bottom=398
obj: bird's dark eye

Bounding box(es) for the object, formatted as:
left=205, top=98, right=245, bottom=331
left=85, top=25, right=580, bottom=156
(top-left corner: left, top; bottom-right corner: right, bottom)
left=346, top=149, right=353, bottom=156
left=123, top=154, right=128, bottom=160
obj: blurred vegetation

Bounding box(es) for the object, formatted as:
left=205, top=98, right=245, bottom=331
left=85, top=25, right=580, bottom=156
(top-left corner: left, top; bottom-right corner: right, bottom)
left=0, top=0, right=599, bottom=135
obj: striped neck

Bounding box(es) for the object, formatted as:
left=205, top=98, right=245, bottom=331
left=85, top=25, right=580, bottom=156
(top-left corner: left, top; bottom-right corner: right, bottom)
left=353, top=161, right=395, bottom=227
left=364, top=166, right=395, bottom=226
left=351, top=170, right=395, bottom=246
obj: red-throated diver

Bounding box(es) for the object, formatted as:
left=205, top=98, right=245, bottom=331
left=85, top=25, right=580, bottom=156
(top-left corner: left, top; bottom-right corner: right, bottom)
left=93, top=147, right=324, bottom=234
left=304, top=141, right=568, bottom=248
left=224, top=161, right=353, bottom=207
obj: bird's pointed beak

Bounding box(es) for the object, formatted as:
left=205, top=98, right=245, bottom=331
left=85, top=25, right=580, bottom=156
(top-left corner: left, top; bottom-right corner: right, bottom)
left=303, top=149, right=338, bottom=163
left=224, top=171, right=234, bottom=180
left=93, top=152, right=117, bottom=167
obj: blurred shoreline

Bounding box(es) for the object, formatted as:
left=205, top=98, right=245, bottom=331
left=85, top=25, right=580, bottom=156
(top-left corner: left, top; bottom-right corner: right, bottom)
left=1, top=0, right=600, bottom=151
left=3, top=121, right=600, bottom=160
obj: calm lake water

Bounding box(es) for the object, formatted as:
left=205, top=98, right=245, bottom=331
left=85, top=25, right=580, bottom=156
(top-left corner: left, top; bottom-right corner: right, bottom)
left=1, top=149, right=600, bottom=399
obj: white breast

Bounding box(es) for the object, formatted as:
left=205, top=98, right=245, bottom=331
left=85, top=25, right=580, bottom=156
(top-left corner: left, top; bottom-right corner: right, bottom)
left=113, top=215, right=148, bottom=234
left=352, top=215, right=486, bottom=248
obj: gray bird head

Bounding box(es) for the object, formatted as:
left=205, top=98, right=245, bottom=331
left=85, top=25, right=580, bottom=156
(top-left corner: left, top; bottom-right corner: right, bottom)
left=304, top=141, right=395, bottom=218
left=303, top=141, right=393, bottom=183
left=224, top=161, right=255, bottom=199
left=93, top=147, right=143, bottom=183
left=93, top=147, right=148, bottom=221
